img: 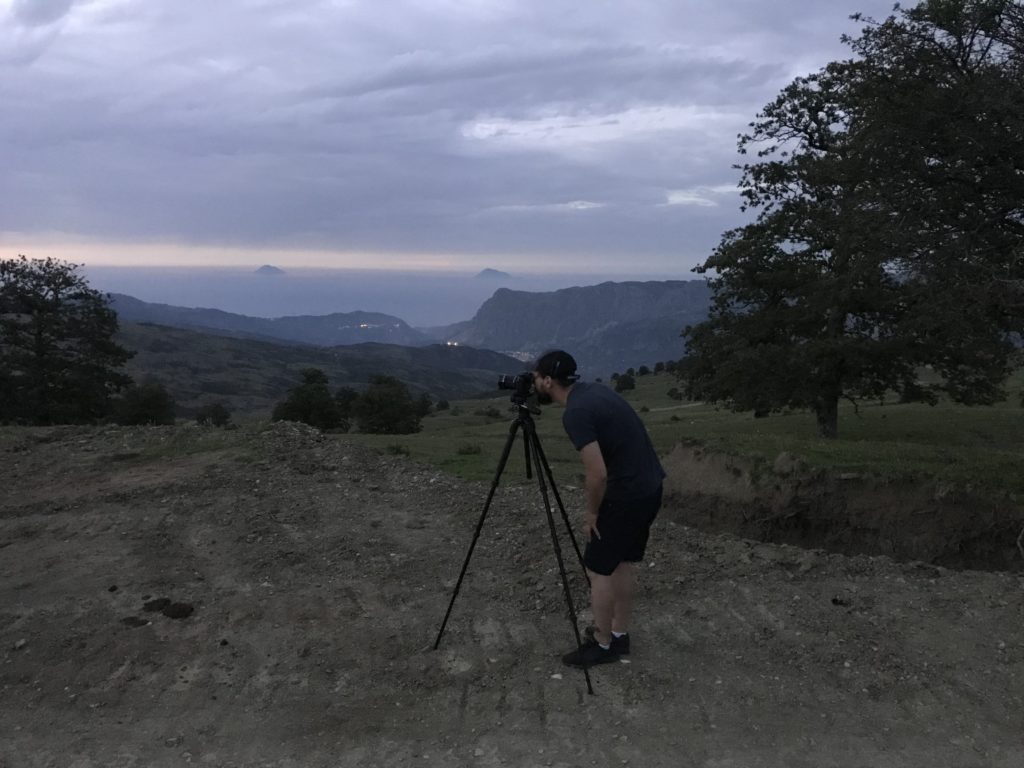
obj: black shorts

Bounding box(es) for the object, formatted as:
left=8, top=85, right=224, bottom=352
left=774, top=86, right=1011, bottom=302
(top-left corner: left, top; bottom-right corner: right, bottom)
left=583, top=485, right=663, bottom=576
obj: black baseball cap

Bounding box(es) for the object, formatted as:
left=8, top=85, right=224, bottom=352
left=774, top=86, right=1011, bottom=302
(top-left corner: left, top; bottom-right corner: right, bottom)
left=533, top=350, right=579, bottom=383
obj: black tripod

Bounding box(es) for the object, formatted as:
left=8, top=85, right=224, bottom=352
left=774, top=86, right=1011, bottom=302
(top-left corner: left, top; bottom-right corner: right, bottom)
left=433, top=397, right=595, bottom=694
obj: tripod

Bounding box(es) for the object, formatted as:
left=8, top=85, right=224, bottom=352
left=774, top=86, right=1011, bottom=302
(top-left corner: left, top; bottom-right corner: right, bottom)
left=433, top=397, right=595, bottom=694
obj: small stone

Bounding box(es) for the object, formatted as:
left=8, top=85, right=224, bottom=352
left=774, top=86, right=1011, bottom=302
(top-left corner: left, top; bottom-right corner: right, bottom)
left=108, top=585, right=118, bottom=593
left=13, top=639, right=27, bottom=651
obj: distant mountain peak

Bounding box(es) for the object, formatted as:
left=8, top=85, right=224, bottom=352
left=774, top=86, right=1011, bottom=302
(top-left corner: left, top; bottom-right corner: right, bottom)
left=475, top=268, right=511, bottom=280
left=255, top=264, right=286, bottom=275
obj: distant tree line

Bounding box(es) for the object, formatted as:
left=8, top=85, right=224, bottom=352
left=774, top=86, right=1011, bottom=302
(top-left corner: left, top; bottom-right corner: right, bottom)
left=609, top=359, right=681, bottom=394
left=678, top=1, right=1024, bottom=437
left=271, top=368, right=429, bottom=434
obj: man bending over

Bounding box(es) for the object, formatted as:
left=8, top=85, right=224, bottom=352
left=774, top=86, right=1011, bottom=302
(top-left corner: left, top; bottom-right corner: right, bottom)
left=532, top=350, right=665, bottom=668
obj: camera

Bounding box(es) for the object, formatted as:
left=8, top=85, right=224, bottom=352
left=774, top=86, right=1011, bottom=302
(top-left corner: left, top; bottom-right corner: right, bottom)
left=497, top=371, right=534, bottom=399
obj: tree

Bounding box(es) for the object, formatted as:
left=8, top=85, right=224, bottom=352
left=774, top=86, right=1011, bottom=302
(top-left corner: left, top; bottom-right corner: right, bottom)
left=0, top=256, right=133, bottom=424
left=112, top=381, right=176, bottom=425
left=334, top=386, right=360, bottom=420
left=353, top=374, right=422, bottom=434
left=414, top=393, right=432, bottom=418
left=614, top=373, right=636, bottom=393
left=638, top=365, right=651, bottom=376
left=196, top=402, right=232, bottom=427
left=680, top=1, right=1024, bottom=438
left=654, top=361, right=666, bottom=374
left=272, top=368, right=347, bottom=431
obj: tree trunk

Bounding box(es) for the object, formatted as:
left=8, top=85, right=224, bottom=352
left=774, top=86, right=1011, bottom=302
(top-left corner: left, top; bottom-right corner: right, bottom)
left=814, top=392, right=839, bottom=439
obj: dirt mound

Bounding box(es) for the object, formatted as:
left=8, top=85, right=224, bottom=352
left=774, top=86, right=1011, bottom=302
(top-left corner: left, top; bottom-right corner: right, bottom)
left=1, top=424, right=1022, bottom=766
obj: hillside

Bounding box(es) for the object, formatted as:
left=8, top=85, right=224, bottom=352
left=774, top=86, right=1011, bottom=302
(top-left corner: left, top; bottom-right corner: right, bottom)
left=433, top=280, right=712, bottom=374
left=115, top=323, right=523, bottom=416
left=1, top=422, right=1021, bottom=766
left=110, top=293, right=432, bottom=347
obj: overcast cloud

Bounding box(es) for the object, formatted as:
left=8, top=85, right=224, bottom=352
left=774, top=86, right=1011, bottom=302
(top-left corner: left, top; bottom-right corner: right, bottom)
left=0, top=0, right=899, bottom=273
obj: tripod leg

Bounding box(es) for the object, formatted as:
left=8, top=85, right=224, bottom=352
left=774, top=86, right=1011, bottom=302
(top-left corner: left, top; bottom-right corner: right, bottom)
left=525, top=423, right=594, bottom=695
left=434, top=419, right=521, bottom=650
left=531, top=434, right=587, bottom=579
left=523, top=427, right=533, bottom=479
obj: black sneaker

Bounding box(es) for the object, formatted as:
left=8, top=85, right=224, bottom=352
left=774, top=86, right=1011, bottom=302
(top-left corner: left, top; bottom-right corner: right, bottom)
left=562, top=637, right=620, bottom=668
left=584, top=626, right=630, bottom=655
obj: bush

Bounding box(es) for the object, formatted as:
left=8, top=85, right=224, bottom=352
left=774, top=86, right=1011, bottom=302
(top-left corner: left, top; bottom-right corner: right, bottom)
left=195, top=402, right=231, bottom=427
left=654, top=361, right=665, bottom=374
left=475, top=406, right=504, bottom=420
left=273, top=368, right=347, bottom=431
left=639, top=405, right=650, bottom=413
left=112, top=382, right=177, bottom=425
left=353, top=374, right=421, bottom=434
left=666, top=387, right=684, bottom=401
left=456, top=443, right=482, bottom=455
left=334, top=386, right=360, bottom=420
left=386, top=443, right=410, bottom=456
left=615, top=374, right=636, bottom=393
left=436, top=399, right=450, bottom=411
left=415, top=393, right=432, bottom=418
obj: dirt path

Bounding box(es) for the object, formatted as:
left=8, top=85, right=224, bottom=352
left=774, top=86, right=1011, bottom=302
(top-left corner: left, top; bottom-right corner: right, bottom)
left=1, top=424, right=1022, bottom=767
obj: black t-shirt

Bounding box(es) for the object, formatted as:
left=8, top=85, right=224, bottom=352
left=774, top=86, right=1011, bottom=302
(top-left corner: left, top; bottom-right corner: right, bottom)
left=561, top=382, right=665, bottom=502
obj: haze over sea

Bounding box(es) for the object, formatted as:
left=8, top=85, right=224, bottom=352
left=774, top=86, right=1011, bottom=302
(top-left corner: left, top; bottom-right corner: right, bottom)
left=82, top=266, right=687, bottom=328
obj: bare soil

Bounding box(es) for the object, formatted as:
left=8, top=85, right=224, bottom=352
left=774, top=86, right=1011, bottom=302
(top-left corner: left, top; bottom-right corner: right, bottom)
left=1, top=424, right=1023, bottom=767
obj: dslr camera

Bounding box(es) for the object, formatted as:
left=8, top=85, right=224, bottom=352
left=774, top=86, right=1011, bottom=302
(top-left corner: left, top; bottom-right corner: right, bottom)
left=497, top=371, right=535, bottom=400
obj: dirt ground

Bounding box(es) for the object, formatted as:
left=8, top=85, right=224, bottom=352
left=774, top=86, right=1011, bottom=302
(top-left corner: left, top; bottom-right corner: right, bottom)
left=1, top=423, right=1022, bottom=768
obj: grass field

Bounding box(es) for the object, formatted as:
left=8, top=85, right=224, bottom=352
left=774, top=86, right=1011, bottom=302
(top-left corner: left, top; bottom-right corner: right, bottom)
left=343, top=370, right=1024, bottom=497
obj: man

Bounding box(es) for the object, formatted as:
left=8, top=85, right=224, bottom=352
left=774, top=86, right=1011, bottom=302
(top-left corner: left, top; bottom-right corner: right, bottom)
left=532, top=350, right=665, bottom=668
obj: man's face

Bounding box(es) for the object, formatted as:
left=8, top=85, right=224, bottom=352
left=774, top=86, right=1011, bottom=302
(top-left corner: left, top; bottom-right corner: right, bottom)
left=533, top=371, right=554, bottom=405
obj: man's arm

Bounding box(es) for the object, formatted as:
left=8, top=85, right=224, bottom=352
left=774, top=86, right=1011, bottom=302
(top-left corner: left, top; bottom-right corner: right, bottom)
left=579, top=441, right=607, bottom=539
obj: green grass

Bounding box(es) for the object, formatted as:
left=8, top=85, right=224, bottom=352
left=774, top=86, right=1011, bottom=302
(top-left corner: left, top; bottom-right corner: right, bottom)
left=342, top=370, right=1024, bottom=497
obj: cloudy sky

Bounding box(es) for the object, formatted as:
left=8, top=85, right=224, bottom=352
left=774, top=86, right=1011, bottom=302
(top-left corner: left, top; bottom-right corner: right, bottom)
left=0, top=0, right=898, bottom=274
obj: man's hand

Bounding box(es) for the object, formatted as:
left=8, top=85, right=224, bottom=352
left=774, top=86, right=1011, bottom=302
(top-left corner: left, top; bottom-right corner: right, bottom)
left=584, top=511, right=601, bottom=540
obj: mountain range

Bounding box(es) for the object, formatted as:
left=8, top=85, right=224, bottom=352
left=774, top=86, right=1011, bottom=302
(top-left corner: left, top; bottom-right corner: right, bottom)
left=431, top=280, right=712, bottom=374
left=110, top=280, right=713, bottom=393
left=110, top=293, right=431, bottom=347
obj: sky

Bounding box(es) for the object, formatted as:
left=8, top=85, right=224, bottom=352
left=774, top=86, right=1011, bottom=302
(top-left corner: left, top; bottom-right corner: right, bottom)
left=0, top=0, right=900, bottom=275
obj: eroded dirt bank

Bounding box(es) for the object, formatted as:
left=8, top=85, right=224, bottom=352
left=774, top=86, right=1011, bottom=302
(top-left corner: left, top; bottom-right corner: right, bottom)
left=1, top=424, right=1023, bottom=767
left=663, top=444, right=1024, bottom=573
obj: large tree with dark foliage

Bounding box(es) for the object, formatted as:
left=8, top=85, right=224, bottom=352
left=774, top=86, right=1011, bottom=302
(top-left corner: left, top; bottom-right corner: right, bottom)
left=272, top=368, right=347, bottom=431
left=353, top=374, right=422, bottom=434
left=681, top=1, right=1024, bottom=437
left=0, top=255, right=133, bottom=424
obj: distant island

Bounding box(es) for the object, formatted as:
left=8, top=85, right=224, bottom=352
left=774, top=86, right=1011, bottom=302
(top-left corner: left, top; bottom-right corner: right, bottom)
left=255, top=265, right=286, bottom=275
left=475, top=268, right=510, bottom=280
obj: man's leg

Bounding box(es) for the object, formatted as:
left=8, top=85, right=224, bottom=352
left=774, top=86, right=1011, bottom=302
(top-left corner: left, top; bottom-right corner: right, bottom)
left=586, top=568, right=615, bottom=646
left=609, top=561, right=635, bottom=634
